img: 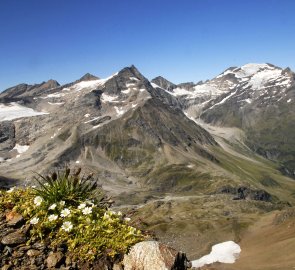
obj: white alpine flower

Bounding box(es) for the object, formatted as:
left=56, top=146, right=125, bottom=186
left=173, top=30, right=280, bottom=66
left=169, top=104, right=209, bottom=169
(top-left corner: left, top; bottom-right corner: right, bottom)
left=48, top=214, right=58, bottom=222
left=48, top=203, right=57, bottom=210
left=82, top=206, right=92, bottom=215
left=61, top=221, right=73, bottom=232
left=60, top=208, right=71, bottom=217
left=124, top=217, right=131, bottom=222
left=34, top=196, right=43, bottom=206
left=117, top=211, right=122, bottom=216
left=59, top=201, right=65, bottom=207
left=78, top=203, right=86, bottom=210
left=30, top=217, right=39, bottom=225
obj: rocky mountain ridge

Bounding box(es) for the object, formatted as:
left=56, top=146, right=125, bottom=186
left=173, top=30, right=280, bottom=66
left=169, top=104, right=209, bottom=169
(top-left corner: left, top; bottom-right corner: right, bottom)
left=0, top=63, right=295, bottom=262
left=152, top=63, right=295, bottom=178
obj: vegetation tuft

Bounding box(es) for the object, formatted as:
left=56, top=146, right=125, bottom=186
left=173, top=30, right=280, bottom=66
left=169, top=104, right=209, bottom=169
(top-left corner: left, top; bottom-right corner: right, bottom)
left=0, top=167, right=144, bottom=261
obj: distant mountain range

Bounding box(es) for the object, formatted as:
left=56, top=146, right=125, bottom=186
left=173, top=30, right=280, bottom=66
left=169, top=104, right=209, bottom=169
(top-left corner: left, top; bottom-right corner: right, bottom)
left=0, top=63, right=294, bottom=183
left=1, top=63, right=295, bottom=259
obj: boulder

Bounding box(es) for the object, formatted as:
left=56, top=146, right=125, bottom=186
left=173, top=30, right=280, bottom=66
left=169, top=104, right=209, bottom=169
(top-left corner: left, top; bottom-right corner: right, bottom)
left=1, top=230, right=26, bottom=245
left=46, top=251, right=64, bottom=268
left=123, top=241, right=190, bottom=270
left=6, top=211, right=24, bottom=227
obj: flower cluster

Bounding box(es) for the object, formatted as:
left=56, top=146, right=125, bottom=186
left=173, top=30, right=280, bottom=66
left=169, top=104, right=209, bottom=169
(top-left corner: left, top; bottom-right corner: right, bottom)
left=0, top=184, right=144, bottom=262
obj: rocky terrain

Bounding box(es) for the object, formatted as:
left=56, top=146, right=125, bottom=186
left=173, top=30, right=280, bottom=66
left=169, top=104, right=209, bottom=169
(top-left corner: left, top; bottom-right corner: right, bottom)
left=153, top=63, right=295, bottom=178
left=0, top=63, right=294, bottom=268
left=0, top=209, right=190, bottom=270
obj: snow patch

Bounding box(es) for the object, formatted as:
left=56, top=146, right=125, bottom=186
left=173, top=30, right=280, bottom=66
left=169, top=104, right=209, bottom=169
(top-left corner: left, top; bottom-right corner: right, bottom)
left=101, top=93, right=119, bottom=102
left=92, top=124, right=101, bottom=129
left=48, top=102, right=64, bottom=105
left=13, top=144, right=29, bottom=154
left=126, top=83, right=136, bottom=87
left=84, top=114, right=90, bottom=118
left=84, top=116, right=102, bottom=124
left=247, top=69, right=283, bottom=90
left=114, top=106, right=125, bottom=116
left=234, top=63, right=274, bottom=78
left=0, top=103, right=48, bottom=122
left=46, top=93, right=65, bottom=98
left=172, top=87, right=193, bottom=96
left=287, top=98, right=292, bottom=103
left=121, top=89, right=131, bottom=94
left=216, top=69, right=234, bottom=78
left=129, top=77, right=139, bottom=81
left=62, top=72, right=118, bottom=93
left=191, top=241, right=241, bottom=268
left=209, top=89, right=238, bottom=109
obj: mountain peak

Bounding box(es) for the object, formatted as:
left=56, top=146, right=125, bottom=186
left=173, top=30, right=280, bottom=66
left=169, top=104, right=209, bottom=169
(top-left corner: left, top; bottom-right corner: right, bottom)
left=43, top=79, right=60, bottom=88
left=78, top=73, right=100, bottom=82
left=151, top=76, right=176, bottom=91
left=115, top=65, right=146, bottom=81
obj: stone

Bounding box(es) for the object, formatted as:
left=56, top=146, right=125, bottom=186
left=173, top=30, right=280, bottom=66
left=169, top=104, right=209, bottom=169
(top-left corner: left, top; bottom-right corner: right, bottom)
left=1, top=265, right=11, bottom=270
left=123, top=241, right=190, bottom=270
left=113, top=263, right=124, bottom=270
left=1, top=230, right=26, bottom=245
left=32, top=242, right=46, bottom=250
left=27, top=249, right=41, bottom=257
left=46, top=251, right=64, bottom=268
left=6, top=211, right=24, bottom=227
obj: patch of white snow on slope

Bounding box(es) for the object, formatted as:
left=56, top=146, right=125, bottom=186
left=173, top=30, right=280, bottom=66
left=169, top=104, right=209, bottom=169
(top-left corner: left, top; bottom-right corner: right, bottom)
left=46, top=93, right=65, bottom=98
left=191, top=241, right=241, bottom=268
left=62, top=72, right=119, bottom=92
left=114, top=106, right=125, bottom=116
left=208, top=89, right=238, bottom=110
left=129, top=77, right=139, bottom=81
left=0, top=103, right=48, bottom=122
left=101, top=93, right=119, bottom=102
left=247, top=69, right=283, bottom=90
left=48, top=102, right=64, bottom=105
left=234, top=63, right=274, bottom=78
left=121, top=89, right=131, bottom=94
left=13, top=144, right=29, bottom=154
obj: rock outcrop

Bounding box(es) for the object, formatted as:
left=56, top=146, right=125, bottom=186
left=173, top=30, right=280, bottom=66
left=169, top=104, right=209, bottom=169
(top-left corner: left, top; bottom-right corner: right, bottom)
left=123, top=241, right=191, bottom=270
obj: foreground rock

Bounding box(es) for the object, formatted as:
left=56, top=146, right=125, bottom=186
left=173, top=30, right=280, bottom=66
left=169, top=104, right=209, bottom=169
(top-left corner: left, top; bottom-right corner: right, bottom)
left=123, top=241, right=191, bottom=270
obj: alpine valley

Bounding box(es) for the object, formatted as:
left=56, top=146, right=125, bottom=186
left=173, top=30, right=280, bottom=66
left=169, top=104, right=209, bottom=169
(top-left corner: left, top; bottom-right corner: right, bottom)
left=1, top=63, right=295, bottom=269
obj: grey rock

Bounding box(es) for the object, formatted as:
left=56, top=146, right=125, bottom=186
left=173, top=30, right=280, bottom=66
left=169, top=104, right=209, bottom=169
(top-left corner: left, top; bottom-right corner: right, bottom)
left=0, top=121, right=15, bottom=152
left=1, top=230, right=26, bottom=245
left=6, top=212, right=24, bottom=227
left=46, top=251, right=64, bottom=268
left=123, top=241, right=190, bottom=270
left=1, top=265, right=11, bottom=270
left=27, top=249, right=41, bottom=257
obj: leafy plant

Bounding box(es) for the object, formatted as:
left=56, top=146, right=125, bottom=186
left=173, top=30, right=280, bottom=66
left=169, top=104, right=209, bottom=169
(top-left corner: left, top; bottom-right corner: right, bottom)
left=0, top=167, right=145, bottom=262
left=33, top=167, right=111, bottom=208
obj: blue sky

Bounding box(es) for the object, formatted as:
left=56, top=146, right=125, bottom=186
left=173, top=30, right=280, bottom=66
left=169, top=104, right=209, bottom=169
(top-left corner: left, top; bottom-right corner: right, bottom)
left=0, top=0, right=295, bottom=90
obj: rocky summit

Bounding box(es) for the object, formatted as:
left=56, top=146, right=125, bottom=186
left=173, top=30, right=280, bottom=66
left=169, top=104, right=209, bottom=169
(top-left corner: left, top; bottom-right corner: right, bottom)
left=0, top=63, right=295, bottom=269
